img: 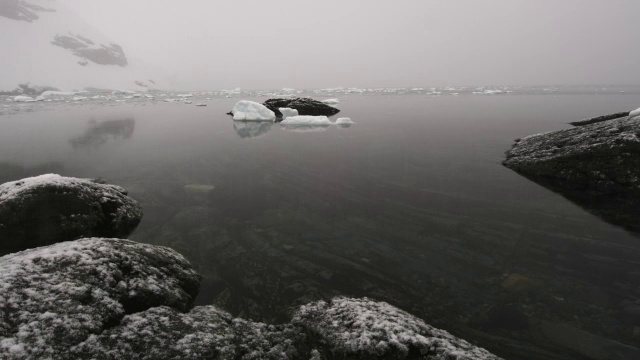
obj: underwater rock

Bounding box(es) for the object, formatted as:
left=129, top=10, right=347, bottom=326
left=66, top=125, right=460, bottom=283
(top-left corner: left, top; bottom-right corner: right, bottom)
left=0, top=174, right=142, bottom=255
left=0, top=238, right=200, bottom=359
left=503, top=115, right=640, bottom=194
left=263, top=98, right=340, bottom=118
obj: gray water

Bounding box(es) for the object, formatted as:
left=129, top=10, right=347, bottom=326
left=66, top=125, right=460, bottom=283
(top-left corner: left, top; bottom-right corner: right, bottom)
left=1, top=91, right=640, bottom=359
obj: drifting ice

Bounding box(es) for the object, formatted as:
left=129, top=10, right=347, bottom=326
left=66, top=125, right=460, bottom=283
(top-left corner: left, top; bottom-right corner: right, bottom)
left=232, top=100, right=276, bottom=121
left=278, top=107, right=299, bottom=119
left=335, top=117, right=355, bottom=125
left=280, top=116, right=332, bottom=126
left=321, top=98, right=340, bottom=105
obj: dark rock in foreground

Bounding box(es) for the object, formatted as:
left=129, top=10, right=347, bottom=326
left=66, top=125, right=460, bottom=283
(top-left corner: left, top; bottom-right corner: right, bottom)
left=0, top=174, right=142, bottom=255
left=503, top=115, right=640, bottom=194
left=0, top=238, right=200, bottom=359
left=0, top=238, right=501, bottom=360
left=568, top=111, right=630, bottom=126
left=263, top=98, right=340, bottom=118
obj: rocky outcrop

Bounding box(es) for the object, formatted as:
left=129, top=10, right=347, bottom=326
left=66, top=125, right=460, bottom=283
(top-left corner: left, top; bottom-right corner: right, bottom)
left=263, top=98, right=340, bottom=118
left=503, top=115, right=640, bottom=194
left=0, top=174, right=142, bottom=255
left=0, top=0, right=55, bottom=22
left=0, top=238, right=200, bottom=359
left=0, top=238, right=501, bottom=360
left=51, top=34, right=128, bottom=67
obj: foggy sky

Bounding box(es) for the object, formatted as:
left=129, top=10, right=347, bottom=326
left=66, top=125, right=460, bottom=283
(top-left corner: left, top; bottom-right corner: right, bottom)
left=66, top=0, right=640, bottom=90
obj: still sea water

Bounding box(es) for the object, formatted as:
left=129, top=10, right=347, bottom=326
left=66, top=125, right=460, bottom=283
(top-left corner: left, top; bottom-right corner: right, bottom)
left=1, top=87, right=640, bottom=359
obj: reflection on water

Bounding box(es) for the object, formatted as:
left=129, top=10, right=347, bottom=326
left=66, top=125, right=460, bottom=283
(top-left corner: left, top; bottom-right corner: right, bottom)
left=519, top=175, right=640, bottom=236
left=280, top=124, right=330, bottom=132
left=69, top=118, right=135, bottom=149
left=233, top=121, right=272, bottom=139
left=3, top=95, right=640, bottom=360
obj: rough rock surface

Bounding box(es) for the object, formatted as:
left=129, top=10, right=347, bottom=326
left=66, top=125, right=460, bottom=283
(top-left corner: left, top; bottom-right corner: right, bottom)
left=503, top=115, right=640, bottom=194
left=0, top=238, right=200, bottom=359
left=293, top=297, right=502, bottom=360
left=0, top=239, right=500, bottom=360
left=263, top=98, right=340, bottom=118
left=0, top=174, right=142, bottom=255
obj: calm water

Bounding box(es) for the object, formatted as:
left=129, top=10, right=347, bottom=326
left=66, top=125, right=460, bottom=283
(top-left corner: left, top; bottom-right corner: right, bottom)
left=2, top=91, right=640, bottom=359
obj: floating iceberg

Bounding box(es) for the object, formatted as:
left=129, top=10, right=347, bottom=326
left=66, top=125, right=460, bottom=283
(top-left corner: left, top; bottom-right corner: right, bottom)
left=13, top=96, right=36, bottom=102
left=231, top=100, right=275, bottom=121
left=279, top=107, right=299, bottom=119
left=321, top=98, right=340, bottom=105
left=335, top=117, right=355, bottom=125
left=280, top=115, right=332, bottom=126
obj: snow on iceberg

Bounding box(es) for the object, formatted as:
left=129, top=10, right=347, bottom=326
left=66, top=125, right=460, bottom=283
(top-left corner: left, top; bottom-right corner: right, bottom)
left=321, top=98, right=340, bottom=105
left=280, top=116, right=332, bottom=126
left=231, top=100, right=275, bottom=121
left=278, top=107, right=299, bottom=119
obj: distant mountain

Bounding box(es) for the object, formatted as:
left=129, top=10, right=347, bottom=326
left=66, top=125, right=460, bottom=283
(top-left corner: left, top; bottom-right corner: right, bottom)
left=0, top=0, right=165, bottom=93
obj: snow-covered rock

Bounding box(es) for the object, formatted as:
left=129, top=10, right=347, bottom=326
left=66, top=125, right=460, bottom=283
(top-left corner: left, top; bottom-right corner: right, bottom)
left=335, top=117, right=355, bottom=125
left=0, top=238, right=200, bottom=360
left=503, top=115, right=640, bottom=194
left=278, top=107, right=299, bottom=119
left=280, top=115, right=332, bottom=126
left=293, top=297, right=501, bottom=359
left=0, top=174, right=142, bottom=255
left=0, top=0, right=165, bottom=92
left=0, top=238, right=501, bottom=359
left=263, top=98, right=340, bottom=117
left=231, top=100, right=275, bottom=121
left=630, top=107, right=640, bottom=120
left=321, top=98, right=340, bottom=105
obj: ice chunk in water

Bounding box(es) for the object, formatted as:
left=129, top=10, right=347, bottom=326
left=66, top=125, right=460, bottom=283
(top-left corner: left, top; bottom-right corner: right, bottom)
left=280, top=116, right=332, bottom=126
left=279, top=107, right=299, bottom=119
left=232, top=100, right=275, bottom=121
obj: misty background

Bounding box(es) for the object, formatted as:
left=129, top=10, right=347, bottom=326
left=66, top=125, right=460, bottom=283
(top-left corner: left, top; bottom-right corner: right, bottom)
left=63, top=0, right=640, bottom=90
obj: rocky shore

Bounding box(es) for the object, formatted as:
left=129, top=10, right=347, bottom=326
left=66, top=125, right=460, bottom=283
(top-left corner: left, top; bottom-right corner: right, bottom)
left=0, top=175, right=500, bottom=359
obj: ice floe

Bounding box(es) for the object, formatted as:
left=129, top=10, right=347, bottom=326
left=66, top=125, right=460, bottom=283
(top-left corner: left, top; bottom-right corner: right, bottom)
left=278, top=107, right=299, bottom=119
left=321, top=98, right=340, bottom=105
left=231, top=100, right=275, bottom=121
left=280, top=115, right=332, bottom=126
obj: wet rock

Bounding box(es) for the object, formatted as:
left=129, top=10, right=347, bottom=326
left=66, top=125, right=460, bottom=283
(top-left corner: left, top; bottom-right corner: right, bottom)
left=503, top=115, right=640, bottom=194
left=0, top=174, right=142, bottom=255
left=263, top=98, right=340, bottom=118
left=0, top=238, right=200, bottom=359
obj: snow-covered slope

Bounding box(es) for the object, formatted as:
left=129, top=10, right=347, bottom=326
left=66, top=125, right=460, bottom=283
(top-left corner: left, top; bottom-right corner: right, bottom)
left=0, top=0, right=165, bottom=92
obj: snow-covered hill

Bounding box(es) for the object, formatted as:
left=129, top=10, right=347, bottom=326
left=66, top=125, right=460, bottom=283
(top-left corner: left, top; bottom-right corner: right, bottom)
left=0, top=0, right=166, bottom=93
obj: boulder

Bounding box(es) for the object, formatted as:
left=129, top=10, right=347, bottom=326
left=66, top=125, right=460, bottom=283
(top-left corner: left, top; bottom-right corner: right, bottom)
left=0, top=238, right=501, bottom=359
left=263, top=98, right=340, bottom=118
left=0, top=238, right=200, bottom=359
left=503, top=115, right=640, bottom=194
left=0, top=174, right=142, bottom=255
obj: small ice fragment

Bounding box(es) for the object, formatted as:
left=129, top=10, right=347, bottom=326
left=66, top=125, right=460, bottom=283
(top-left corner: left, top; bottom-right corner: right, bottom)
left=279, top=107, right=299, bottom=119
left=13, top=96, right=35, bottom=102
left=335, top=117, right=355, bottom=125
left=321, top=98, right=340, bottom=105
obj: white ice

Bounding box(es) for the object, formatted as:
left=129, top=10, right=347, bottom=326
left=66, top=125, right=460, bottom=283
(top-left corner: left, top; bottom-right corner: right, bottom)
left=335, top=117, right=355, bottom=125
left=630, top=107, right=640, bottom=120
left=280, top=116, right=332, bottom=126
left=321, top=98, right=340, bottom=105
left=231, top=100, right=275, bottom=121
left=278, top=107, right=299, bottom=119
left=13, top=96, right=36, bottom=102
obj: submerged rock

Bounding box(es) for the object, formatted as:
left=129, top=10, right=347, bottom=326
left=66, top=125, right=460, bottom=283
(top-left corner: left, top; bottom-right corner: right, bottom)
left=503, top=115, right=640, bottom=194
left=263, top=98, right=340, bottom=118
left=0, top=238, right=200, bottom=359
left=0, top=174, right=142, bottom=255
left=0, top=239, right=501, bottom=360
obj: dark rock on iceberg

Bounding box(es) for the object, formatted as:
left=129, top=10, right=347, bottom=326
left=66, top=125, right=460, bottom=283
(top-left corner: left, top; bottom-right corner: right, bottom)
left=0, top=238, right=200, bottom=359
left=263, top=98, right=340, bottom=118
left=503, top=115, right=640, bottom=194
left=0, top=175, right=142, bottom=255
